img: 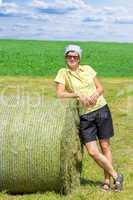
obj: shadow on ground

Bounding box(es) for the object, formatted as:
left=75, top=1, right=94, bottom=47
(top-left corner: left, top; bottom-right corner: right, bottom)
left=80, top=178, right=102, bottom=187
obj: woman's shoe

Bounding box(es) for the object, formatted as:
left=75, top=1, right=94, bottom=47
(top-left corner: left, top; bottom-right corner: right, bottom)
left=114, top=174, right=124, bottom=191
left=102, top=182, right=111, bottom=192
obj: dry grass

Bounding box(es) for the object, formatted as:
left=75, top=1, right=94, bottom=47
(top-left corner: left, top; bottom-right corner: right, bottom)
left=0, top=77, right=132, bottom=200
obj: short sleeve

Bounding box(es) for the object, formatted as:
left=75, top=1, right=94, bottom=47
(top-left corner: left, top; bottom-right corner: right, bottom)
left=54, top=68, right=66, bottom=85
left=86, top=65, right=97, bottom=78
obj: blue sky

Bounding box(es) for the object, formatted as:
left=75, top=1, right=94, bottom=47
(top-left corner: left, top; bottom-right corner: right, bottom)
left=0, top=0, right=133, bottom=42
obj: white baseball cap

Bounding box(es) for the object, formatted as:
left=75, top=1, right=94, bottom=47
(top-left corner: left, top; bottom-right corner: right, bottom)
left=64, top=44, right=82, bottom=58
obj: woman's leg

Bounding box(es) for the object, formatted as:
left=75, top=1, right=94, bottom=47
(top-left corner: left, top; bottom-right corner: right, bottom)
left=99, top=139, right=112, bottom=189
left=85, top=140, right=117, bottom=180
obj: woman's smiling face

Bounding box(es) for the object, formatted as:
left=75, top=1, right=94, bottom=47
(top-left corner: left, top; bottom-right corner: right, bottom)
left=65, top=51, right=80, bottom=70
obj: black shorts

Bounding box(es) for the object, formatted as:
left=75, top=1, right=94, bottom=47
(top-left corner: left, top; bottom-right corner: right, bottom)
left=79, top=104, right=114, bottom=144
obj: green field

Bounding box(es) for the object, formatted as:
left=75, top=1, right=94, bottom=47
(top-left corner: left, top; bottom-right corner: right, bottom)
left=0, top=39, right=133, bottom=77
left=0, top=40, right=133, bottom=200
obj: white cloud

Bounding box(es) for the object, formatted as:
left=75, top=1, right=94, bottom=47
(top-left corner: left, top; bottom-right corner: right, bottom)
left=13, top=23, right=30, bottom=29
left=114, top=16, right=133, bottom=24
left=0, top=0, right=133, bottom=42
left=0, top=2, right=29, bottom=17
left=32, top=0, right=87, bottom=10
left=0, top=2, right=19, bottom=16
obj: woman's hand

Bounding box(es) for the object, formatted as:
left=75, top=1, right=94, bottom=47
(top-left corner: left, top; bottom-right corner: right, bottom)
left=77, top=94, right=91, bottom=107
left=88, top=91, right=99, bottom=105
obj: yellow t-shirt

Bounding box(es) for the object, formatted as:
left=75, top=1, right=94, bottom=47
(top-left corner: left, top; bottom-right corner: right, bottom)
left=54, top=65, right=107, bottom=116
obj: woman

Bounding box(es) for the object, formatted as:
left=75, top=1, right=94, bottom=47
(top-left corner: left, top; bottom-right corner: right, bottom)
left=54, top=44, right=123, bottom=191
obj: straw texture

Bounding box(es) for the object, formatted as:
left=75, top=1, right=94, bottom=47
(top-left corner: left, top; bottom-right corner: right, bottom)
left=0, top=96, right=83, bottom=194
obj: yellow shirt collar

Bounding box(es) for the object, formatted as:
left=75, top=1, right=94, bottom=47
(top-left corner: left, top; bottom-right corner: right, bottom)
left=66, top=65, right=84, bottom=72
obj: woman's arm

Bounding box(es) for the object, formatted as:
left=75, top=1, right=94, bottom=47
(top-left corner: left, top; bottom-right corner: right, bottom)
left=94, top=77, right=104, bottom=96
left=88, top=77, right=104, bottom=105
left=55, top=82, right=78, bottom=98
left=56, top=82, right=89, bottom=106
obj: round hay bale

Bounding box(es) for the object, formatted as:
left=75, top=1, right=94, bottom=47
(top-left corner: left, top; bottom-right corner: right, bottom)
left=0, top=95, right=83, bottom=194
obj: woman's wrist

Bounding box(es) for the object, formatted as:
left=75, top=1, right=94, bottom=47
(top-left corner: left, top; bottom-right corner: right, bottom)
left=95, top=88, right=103, bottom=97
left=95, top=90, right=100, bottom=98
left=74, top=92, right=80, bottom=98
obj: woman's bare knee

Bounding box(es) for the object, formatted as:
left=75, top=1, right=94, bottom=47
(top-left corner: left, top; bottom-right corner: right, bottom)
left=85, top=141, right=100, bottom=159
left=88, top=149, right=100, bottom=159
left=99, top=139, right=110, bottom=152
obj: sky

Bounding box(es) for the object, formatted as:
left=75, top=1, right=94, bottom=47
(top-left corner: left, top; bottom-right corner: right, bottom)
left=0, top=0, right=133, bottom=42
